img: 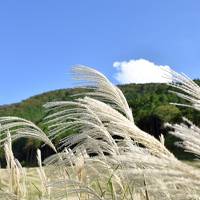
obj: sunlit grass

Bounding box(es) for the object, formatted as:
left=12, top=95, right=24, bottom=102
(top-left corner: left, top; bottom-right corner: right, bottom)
left=0, top=66, right=200, bottom=199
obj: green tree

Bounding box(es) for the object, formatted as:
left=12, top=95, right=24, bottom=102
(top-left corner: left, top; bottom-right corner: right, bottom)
left=153, top=105, right=182, bottom=123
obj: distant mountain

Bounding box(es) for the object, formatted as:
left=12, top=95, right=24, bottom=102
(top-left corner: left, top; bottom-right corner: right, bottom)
left=1, top=81, right=200, bottom=165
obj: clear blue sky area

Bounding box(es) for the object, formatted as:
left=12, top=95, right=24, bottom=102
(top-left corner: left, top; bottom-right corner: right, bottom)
left=1, top=0, right=200, bottom=105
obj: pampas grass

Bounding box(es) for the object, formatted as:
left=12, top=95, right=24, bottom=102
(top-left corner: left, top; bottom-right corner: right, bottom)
left=0, top=117, right=56, bottom=152
left=0, top=66, right=200, bottom=199
left=4, top=130, right=26, bottom=197
left=166, top=117, right=200, bottom=158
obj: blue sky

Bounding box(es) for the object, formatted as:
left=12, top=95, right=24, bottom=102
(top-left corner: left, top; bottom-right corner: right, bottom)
left=1, top=0, right=200, bottom=105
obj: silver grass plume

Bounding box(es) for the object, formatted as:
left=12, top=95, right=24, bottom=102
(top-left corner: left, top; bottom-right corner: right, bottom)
left=71, top=65, right=134, bottom=122
left=44, top=66, right=173, bottom=158
left=166, top=118, right=200, bottom=158
left=0, top=116, right=56, bottom=152
left=44, top=66, right=200, bottom=199
left=44, top=146, right=200, bottom=199
left=165, top=68, right=200, bottom=111
left=164, top=69, right=200, bottom=158
left=44, top=97, right=174, bottom=158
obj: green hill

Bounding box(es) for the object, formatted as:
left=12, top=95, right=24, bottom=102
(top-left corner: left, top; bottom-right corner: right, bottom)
left=1, top=81, right=200, bottom=166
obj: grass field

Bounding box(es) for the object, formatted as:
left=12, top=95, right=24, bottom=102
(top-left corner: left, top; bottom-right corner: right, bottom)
left=0, top=67, right=200, bottom=199
left=0, top=160, right=199, bottom=200
left=0, top=166, right=82, bottom=200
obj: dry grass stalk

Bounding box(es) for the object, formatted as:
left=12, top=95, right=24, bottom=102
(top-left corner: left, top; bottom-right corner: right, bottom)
left=4, top=130, right=26, bottom=198
left=36, top=149, right=50, bottom=199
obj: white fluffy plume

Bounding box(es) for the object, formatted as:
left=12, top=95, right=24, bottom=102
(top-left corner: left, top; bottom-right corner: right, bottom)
left=43, top=66, right=200, bottom=199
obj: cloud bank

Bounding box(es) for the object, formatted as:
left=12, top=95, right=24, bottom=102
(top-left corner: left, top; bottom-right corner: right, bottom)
left=113, top=59, right=172, bottom=84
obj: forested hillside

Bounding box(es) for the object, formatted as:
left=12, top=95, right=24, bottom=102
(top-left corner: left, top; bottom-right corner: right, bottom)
left=1, top=81, right=200, bottom=166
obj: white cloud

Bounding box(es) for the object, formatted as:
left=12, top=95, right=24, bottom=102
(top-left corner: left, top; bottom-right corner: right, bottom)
left=113, top=59, right=172, bottom=84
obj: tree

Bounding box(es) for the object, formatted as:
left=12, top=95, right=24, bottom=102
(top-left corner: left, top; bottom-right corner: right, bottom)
left=153, top=104, right=182, bottom=123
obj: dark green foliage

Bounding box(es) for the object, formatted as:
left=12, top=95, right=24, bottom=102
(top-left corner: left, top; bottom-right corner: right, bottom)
left=0, top=82, right=199, bottom=165
left=154, top=105, right=182, bottom=123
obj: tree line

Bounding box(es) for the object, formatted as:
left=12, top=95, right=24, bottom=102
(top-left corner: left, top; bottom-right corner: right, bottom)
left=0, top=80, right=200, bottom=166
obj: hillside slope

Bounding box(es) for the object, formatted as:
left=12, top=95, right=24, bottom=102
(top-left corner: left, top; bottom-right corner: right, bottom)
left=1, top=82, right=200, bottom=165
